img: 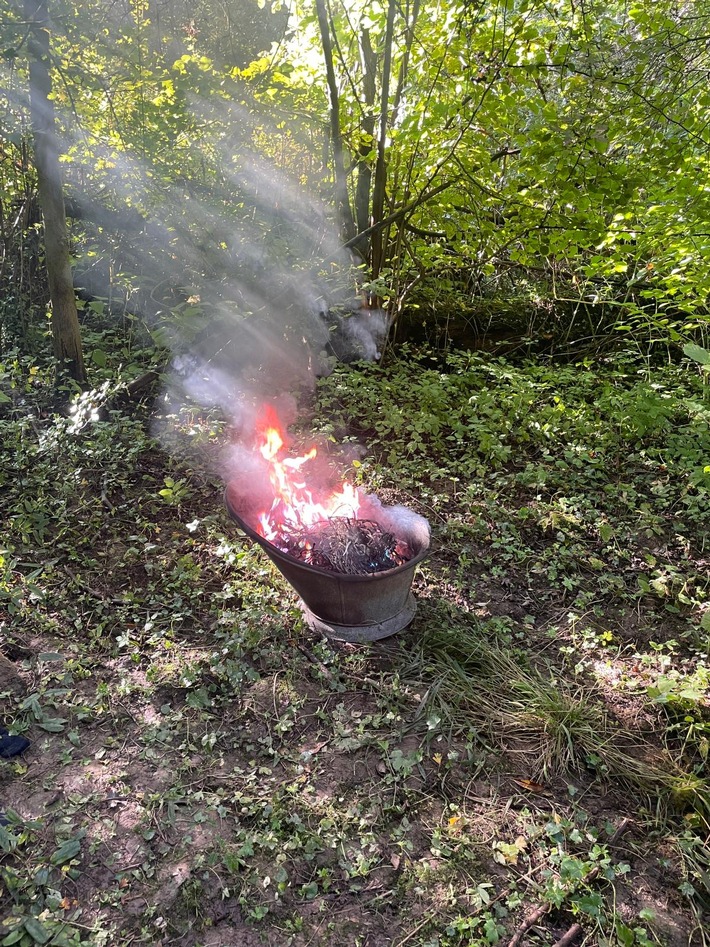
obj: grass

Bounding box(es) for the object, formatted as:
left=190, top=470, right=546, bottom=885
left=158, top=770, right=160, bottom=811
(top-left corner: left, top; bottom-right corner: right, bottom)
left=1, top=343, right=709, bottom=946
left=406, top=616, right=709, bottom=816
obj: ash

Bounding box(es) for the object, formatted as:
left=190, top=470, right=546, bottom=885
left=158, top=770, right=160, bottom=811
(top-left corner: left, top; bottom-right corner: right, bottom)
left=274, top=517, right=412, bottom=574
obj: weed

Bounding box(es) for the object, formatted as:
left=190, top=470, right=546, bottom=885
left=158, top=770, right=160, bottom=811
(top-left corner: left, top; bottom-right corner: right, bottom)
left=2, top=347, right=709, bottom=945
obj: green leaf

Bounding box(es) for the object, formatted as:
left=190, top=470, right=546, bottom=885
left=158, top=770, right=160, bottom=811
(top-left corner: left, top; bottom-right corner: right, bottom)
left=0, top=390, right=11, bottom=404
left=683, top=343, right=710, bottom=366
left=49, top=838, right=81, bottom=865
left=573, top=892, right=603, bottom=917
left=0, top=825, right=18, bottom=853
left=22, top=918, right=50, bottom=945
left=20, top=694, right=42, bottom=718
left=91, top=350, right=107, bottom=368
left=483, top=917, right=501, bottom=944
left=37, top=718, right=67, bottom=733
left=616, top=922, right=636, bottom=947
left=1, top=926, right=26, bottom=946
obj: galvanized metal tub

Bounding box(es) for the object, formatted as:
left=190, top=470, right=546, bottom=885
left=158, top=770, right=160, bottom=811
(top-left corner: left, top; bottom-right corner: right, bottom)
left=225, top=482, right=430, bottom=642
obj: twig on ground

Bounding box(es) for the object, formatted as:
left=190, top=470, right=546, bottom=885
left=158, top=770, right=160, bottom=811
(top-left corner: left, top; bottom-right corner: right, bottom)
left=63, top=565, right=125, bottom=604
left=552, top=923, right=583, bottom=947
left=393, top=911, right=438, bottom=947
left=296, top=643, right=340, bottom=689
left=506, top=818, right=632, bottom=947
left=508, top=903, right=550, bottom=947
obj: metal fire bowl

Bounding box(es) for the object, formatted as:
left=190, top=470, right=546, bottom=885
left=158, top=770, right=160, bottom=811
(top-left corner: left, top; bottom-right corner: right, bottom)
left=225, top=482, right=430, bottom=643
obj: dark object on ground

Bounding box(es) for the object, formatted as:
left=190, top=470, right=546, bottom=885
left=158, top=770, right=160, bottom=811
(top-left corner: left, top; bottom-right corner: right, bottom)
left=269, top=517, right=412, bottom=574
left=0, top=728, right=31, bottom=759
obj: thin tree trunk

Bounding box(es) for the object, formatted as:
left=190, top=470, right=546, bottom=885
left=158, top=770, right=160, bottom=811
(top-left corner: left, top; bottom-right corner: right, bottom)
left=370, top=0, right=397, bottom=278
left=315, top=180, right=454, bottom=273
left=387, top=0, right=421, bottom=300
left=26, top=0, right=86, bottom=386
left=355, top=27, right=377, bottom=240
left=391, top=0, right=421, bottom=129
left=315, top=0, right=356, bottom=244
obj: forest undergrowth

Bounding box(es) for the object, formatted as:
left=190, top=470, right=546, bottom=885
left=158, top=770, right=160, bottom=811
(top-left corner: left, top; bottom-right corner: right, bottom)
left=1, top=341, right=709, bottom=947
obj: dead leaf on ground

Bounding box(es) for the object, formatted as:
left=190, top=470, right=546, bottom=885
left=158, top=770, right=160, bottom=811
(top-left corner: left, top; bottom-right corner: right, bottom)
left=298, top=741, right=329, bottom=757
left=512, top=778, right=550, bottom=795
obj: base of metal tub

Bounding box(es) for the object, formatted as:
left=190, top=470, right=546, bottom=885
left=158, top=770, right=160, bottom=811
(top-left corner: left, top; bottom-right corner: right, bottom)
left=300, top=594, right=417, bottom=643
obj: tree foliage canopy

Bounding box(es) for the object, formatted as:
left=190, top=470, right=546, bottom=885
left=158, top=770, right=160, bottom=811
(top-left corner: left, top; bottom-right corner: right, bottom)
left=0, top=0, right=709, bottom=353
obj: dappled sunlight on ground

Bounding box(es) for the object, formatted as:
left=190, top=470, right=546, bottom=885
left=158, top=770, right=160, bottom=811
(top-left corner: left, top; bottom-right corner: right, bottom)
left=1, top=352, right=708, bottom=945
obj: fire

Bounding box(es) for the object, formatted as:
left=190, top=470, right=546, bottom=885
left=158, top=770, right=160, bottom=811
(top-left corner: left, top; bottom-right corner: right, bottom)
left=255, top=405, right=360, bottom=543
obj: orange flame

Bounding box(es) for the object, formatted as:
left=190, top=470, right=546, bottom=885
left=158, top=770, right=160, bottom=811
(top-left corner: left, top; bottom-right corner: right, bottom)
left=255, top=406, right=360, bottom=542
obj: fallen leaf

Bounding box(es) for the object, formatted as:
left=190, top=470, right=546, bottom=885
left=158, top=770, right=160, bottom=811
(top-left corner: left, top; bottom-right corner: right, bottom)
left=492, top=838, right=527, bottom=865
left=512, top=778, right=549, bottom=794
left=298, top=740, right=329, bottom=757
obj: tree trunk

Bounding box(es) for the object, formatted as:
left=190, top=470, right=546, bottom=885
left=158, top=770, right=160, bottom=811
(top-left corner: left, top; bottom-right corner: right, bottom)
left=370, top=0, right=397, bottom=279
left=315, top=0, right=356, bottom=244
left=355, top=28, right=377, bottom=240
left=26, top=0, right=86, bottom=386
left=391, top=0, right=420, bottom=129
